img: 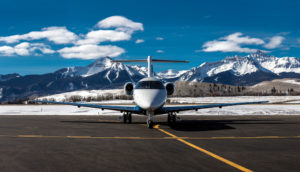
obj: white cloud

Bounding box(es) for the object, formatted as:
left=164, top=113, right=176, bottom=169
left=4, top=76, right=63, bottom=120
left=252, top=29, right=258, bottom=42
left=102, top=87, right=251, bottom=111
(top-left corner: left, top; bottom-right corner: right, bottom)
left=224, top=32, right=264, bottom=45
left=0, top=16, right=143, bottom=59
left=58, top=44, right=125, bottom=59
left=0, top=27, right=78, bottom=44
left=96, top=16, right=143, bottom=33
left=202, top=32, right=264, bottom=53
left=135, top=39, right=144, bottom=44
left=0, top=42, right=55, bottom=56
left=14, top=42, right=31, bottom=55
left=156, top=50, right=164, bottom=53
left=76, top=30, right=131, bottom=45
left=156, top=37, right=164, bottom=40
left=28, top=43, right=55, bottom=54
left=264, top=36, right=285, bottom=49
left=0, top=46, right=15, bottom=56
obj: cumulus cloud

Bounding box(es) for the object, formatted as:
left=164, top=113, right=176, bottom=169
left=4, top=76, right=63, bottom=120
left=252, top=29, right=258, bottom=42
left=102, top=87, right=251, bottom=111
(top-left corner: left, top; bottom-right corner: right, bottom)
left=0, top=46, right=15, bottom=56
left=0, top=27, right=78, bottom=44
left=224, top=32, right=264, bottom=45
left=202, top=32, right=265, bottom=53
left=135, top=39, right=144, bottom=44
left=58, top=44, right=125, bottom=59
left=156, top=37, right=164, bottom=40
left=156, top=50, right=164, bottom=53
left=96, top=16, right=143, bottom=33
left=0, top=42, right=55, bottom=56
left=76, top=30, right=131, bottom=45
left=264, top=36, right=285, bottom=49
left=0, top=16, right=143, bottom=59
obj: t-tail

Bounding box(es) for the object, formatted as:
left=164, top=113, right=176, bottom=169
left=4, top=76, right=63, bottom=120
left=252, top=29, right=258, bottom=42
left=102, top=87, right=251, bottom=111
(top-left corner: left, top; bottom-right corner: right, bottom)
left=112, top=56, right=189, bottom=77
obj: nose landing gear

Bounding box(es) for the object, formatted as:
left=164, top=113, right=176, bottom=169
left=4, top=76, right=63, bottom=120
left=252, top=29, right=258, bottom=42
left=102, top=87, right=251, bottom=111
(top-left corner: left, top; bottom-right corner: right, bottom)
left=146, top=111, right=154, bottom=129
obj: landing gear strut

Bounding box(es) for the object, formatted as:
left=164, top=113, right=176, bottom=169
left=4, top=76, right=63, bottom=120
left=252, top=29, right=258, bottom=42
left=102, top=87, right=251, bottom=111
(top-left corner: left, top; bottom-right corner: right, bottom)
left=168, top=112, right=177, bottom=128
left=146, top=111, right=154, bottom=129
left=123, top=112, right=132, bottom=124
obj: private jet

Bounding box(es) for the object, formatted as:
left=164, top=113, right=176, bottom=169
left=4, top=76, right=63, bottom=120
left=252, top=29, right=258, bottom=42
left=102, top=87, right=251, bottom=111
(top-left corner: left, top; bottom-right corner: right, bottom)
left=32, top=56, right=267, bottom=128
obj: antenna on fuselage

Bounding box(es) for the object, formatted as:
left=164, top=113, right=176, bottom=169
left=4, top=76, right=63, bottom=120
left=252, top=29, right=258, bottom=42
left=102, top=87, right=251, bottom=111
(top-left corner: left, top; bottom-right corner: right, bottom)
left=112, top=56, right=189, bottom=78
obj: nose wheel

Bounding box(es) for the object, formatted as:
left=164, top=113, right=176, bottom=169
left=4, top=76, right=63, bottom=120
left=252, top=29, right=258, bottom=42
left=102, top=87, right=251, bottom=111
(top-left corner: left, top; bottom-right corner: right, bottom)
left=123, top=112, right=132, bottom=124
left=146, top=111, right=154, bottom=129
left=147, top=119, right=153, bottom=128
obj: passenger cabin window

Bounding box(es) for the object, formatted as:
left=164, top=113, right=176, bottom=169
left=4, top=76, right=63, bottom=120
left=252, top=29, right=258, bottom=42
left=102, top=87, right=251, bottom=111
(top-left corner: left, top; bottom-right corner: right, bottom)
left=135, top=81, right=164, bottom=89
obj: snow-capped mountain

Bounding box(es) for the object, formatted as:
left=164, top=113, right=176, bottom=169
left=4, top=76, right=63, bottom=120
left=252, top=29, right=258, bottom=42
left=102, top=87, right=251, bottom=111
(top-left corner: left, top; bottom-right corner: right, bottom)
left=1, top=50, right=300, bottom=102
left=0, top=57, right=148, bottom=102
left=57, top=57, right=148, bottom=79
left=171, top=50, right=300, bottom=85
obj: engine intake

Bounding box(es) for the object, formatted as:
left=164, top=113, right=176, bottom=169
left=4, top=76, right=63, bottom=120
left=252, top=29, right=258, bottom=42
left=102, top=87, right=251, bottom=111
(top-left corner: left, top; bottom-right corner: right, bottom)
left=124, top=82, right=134, bottom=95
left=165, top=83, right=175, bottom=95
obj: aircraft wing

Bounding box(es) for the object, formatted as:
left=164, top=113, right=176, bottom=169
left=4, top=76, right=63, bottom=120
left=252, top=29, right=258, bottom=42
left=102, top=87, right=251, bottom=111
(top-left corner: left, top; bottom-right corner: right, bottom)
left=158, top=101, right=268, bottom=114
left=30, top=100, right=143, bottom=114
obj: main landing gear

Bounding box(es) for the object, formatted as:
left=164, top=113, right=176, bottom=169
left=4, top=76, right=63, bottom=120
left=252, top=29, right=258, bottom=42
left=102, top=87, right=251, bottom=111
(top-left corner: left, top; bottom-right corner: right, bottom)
left=168, top=112, right=177, bottom=128
left=123, top=112, right=132, bottom=124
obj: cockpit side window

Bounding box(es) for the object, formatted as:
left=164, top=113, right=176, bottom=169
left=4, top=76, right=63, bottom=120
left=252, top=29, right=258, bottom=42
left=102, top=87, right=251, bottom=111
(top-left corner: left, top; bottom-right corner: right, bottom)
left=135, top=81, right=164, bottom=89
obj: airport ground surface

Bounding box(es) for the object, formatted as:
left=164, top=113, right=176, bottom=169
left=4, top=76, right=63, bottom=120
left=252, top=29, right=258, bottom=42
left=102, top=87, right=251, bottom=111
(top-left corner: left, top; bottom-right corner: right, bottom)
left=0, top=115, right=299, bottom=172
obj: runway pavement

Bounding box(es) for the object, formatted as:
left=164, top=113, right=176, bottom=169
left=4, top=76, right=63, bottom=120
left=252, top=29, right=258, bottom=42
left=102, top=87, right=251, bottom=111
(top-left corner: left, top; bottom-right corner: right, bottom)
left=0, top=115, right=299, bottom=172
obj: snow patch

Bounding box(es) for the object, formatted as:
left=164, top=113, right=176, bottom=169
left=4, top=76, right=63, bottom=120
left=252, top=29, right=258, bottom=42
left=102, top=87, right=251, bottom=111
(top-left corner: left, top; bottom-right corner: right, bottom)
left=38, top=89, right=124, bottom=102
left=281, top=79, right=300, bottom=85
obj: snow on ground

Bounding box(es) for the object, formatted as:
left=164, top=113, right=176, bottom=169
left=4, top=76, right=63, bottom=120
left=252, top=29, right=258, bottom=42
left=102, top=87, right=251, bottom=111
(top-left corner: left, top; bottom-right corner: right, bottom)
left=282, top=79, right=300, bottom=85
left=169, top=96, right=300, bottom=104
left=0, top=105, right=123, bottom=116
left=1, top=96, right=300, bottom=116
left=39, top=89, right=123, bottom=101
left=0, top=104, right=299, bottom=116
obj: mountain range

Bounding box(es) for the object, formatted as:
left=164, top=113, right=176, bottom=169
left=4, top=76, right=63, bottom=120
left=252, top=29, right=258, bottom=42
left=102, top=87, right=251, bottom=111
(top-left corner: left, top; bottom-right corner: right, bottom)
left=1, top=50, right=300, bottom=102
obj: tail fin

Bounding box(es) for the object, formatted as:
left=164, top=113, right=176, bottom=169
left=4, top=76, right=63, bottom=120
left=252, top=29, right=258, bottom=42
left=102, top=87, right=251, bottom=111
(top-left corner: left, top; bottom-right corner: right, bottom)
left=112, top=56, right=189, bottom=77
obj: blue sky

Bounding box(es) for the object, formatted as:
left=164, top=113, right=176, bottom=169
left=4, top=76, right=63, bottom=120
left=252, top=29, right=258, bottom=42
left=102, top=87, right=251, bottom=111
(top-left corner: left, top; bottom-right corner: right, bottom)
left=0, top=0, right=300, bottom=75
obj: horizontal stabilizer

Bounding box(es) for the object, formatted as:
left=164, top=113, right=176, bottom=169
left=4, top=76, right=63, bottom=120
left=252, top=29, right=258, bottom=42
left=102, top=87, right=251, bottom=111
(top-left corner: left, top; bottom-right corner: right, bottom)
left=112, top=59, right=189, bottom=63
left=112, top=56, right=189, bottom=77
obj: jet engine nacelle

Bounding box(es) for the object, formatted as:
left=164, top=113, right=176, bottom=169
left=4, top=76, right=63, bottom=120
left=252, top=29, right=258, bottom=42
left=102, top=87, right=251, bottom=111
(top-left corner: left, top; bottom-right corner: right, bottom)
left=124, top=82, right=134, bottom=95
left=165, top=82, right=175, bottom=95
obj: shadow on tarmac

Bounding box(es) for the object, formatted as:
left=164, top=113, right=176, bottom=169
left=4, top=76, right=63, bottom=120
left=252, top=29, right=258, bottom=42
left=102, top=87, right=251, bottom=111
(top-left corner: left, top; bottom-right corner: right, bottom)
left=160, top=119, right=293, bottom=131
left=60, top=117, right=293, bottom=131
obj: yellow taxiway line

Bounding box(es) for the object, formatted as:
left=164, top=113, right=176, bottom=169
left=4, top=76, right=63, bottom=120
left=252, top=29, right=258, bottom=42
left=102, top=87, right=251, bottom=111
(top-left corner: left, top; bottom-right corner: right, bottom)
left=154, top=124, right=253, bottom=172
left=0, top=134, right=298, bottom=140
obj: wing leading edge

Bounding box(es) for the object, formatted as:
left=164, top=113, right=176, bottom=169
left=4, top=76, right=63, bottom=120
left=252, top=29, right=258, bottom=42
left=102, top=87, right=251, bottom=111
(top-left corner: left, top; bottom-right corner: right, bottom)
left=31, top=100, right=268, bottom=115
left=158, top=101, right=268, bottom=114
left=30, top=100, right=144, bottom=114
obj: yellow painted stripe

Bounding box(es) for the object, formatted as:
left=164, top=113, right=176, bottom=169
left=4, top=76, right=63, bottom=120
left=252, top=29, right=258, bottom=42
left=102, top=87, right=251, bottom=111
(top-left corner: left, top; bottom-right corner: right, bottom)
left=155, top=125, right=253, bottom=172
left=18, top=135, right=43, bottom=138
left=67, top=136, right=92, bottom=139
left=0, top=133, right=299, bottom=140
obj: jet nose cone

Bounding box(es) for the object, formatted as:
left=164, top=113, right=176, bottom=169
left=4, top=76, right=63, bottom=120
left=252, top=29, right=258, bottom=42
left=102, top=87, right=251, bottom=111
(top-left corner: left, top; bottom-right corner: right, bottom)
left=134, top=89, right=167, bottom=110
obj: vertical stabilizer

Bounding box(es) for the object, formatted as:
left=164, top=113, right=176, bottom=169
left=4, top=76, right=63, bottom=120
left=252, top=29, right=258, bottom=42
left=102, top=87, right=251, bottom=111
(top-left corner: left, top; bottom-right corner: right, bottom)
left=147, top=56, right=153, bottom=77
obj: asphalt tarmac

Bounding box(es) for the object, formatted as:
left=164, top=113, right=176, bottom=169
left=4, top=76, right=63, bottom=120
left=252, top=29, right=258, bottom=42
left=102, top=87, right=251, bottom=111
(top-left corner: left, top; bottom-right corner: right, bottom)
left=0, top=114, right=299, bottom=172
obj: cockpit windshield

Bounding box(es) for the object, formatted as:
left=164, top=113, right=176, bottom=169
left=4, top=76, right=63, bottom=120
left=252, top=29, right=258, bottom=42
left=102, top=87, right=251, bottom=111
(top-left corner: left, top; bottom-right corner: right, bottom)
left=135, top=81, right=164, bottom=89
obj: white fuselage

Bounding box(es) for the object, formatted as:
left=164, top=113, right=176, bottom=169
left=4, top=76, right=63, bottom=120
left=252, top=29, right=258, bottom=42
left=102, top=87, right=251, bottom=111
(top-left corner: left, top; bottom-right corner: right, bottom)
left=133, top=78, right=167, bottom=111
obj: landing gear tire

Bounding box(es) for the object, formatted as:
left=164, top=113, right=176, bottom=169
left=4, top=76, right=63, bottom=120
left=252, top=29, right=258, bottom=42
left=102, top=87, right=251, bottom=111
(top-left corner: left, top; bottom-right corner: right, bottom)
left=123, top=113, right=127, bottom=123
left=167, top=113, right=171, bottom=125
left=123, top=112, right=132, bottom=124
left=169, top=113, right=176, bottom=128
left=127, top=113, right=132, bottom=124
left=147, top=120, right=153, bottom=129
